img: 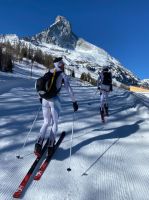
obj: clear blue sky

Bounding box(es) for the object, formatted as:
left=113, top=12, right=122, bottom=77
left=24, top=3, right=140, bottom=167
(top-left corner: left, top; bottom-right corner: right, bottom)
left=0, top=0, right=148, bottom=79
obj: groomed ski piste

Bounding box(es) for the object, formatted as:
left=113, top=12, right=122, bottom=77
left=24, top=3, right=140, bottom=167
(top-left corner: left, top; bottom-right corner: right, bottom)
left=0, top=61, right=149, bottom=200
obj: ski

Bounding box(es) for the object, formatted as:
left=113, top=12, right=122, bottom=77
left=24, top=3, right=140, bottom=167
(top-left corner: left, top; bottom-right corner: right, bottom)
left=34, top=131, right=65, bottom=181
left=13, top=139, right=49, bottom=198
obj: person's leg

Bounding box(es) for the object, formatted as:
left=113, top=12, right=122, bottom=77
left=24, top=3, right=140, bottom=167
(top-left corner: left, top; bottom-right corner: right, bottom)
left=47, top=97, right=61, bottom=156
left=38, top=99, right=52, bottom=143
left=34, top=99, right=51, bottom=156
left=99, top=91, right=105, bottom=122
left=48, top=98, right=61, bottom=145
left=100, top=90, right=105, bottom=111
left=104, top=91, right=109, bottom=116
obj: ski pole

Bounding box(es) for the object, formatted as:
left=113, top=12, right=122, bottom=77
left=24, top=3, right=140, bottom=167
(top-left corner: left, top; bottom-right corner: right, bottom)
left=16, top=106, right=41, bottom=159
left=67, top=112, right=75, bottom=172
left=16, top=152, right=34, bottom=159
left=88, top=89, right=99, bottom=105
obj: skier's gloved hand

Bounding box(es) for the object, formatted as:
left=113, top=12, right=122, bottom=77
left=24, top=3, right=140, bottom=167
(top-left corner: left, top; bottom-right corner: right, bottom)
left=39, top=98, right=42, bottom=104
left=97, top=87, right=100, bottom=90
left=73, top=101, right=78, bottom=112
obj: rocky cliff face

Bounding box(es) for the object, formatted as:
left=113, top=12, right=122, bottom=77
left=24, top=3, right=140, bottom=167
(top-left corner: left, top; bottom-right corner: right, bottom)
left=31, top=16, right=78, bottom=49
left=0, top=16, right=146, bottom=87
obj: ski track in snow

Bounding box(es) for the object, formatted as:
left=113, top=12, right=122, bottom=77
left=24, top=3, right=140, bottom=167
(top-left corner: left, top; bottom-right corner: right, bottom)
left=0, top=64, right=149, bottom=200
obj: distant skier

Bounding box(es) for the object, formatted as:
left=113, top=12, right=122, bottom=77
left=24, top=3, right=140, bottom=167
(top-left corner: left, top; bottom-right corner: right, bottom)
left=34, top=57, right=78, bottom=157
left=97, top=66, right=112, bottom=122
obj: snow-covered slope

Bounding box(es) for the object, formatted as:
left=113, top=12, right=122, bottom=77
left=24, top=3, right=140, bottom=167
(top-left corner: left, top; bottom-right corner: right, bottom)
left=0, top=63, right=149, bottom=200
left=0, top=15, right=142, bottom=86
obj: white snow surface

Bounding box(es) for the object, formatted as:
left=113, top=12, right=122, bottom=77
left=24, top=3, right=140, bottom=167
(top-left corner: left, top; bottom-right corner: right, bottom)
left=0, top=62, right=149, bottom=200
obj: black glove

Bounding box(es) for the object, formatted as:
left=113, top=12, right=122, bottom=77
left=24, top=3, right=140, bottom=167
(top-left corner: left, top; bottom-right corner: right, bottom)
left=97, top=87, right=100, bottom=90
left=73, top=101, right=78, bottom=112
left=39, top=98, right=42, bottom=104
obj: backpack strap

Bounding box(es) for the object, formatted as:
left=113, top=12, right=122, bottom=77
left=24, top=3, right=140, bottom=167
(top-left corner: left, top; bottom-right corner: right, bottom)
left=47, top=69, right=56, bottom=92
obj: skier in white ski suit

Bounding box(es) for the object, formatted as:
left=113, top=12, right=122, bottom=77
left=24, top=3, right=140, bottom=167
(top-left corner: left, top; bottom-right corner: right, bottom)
left=97, top=66, right=112, bottom=120
left=34, top=57, right=78, bottom=157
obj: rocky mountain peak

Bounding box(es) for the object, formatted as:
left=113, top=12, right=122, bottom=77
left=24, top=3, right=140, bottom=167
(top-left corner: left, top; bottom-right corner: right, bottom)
left=32, top=16, right=78, bottom=49
left=55, top=15, right=70, bottom=27
left=53, top=15, right=72, bottom=37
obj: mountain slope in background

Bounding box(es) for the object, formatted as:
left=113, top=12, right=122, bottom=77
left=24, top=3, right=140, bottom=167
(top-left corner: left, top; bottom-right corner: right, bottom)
left=0, top=15, right=148, bottom=87
left=31, top=16, right=78, bottom=50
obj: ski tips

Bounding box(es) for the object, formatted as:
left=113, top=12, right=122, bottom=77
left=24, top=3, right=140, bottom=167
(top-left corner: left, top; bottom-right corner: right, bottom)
left=13, top=188, right=23, bottom=198
left=34, top=175, right=40, bottom=181
left=13, top=191, right=21, bottom=198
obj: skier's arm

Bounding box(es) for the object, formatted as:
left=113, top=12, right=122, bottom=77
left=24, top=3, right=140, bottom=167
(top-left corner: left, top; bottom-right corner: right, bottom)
left=62, top=74, right=78, bottom=112
left=63, top=74, right=76, bottom=102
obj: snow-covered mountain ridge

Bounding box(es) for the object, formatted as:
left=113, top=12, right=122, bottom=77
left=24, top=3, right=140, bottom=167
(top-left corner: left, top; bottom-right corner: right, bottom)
left=141, top=79, right=149, bottom=87
left=0, top=16, right=147, bottom=87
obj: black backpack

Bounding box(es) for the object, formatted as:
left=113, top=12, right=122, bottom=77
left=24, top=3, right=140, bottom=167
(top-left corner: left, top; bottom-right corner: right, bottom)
left=36, top=69, right=62, bottom=99
left=102, top=71, right=112, bottom=85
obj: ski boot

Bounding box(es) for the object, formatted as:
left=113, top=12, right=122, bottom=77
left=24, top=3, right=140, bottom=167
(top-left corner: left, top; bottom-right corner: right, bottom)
left=47, top=146, right=54, bottom=157
left=34, top=137, right=44, bottom=157
left=47, top=139, right=56, bottom=157
left=34, top=143, right=42, bottom=157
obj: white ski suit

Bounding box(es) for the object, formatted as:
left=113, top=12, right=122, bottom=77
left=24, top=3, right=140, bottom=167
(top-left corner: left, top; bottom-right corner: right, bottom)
left=37, top=66, right=76, bottom=147
left=97, top=70, right=112, bottom=110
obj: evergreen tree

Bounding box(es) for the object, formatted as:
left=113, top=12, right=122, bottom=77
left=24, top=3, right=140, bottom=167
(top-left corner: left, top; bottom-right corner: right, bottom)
left=33, top=50, right=43, bottom=64
left=44, top=54, right=53, bottom=68
left=21, top=47, right=27, bottom=58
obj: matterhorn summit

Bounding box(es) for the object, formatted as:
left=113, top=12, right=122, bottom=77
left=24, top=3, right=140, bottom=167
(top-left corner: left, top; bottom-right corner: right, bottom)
left=32, top=15, right=78, bottom=49
left=0, top=15, right=145, bottom=86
